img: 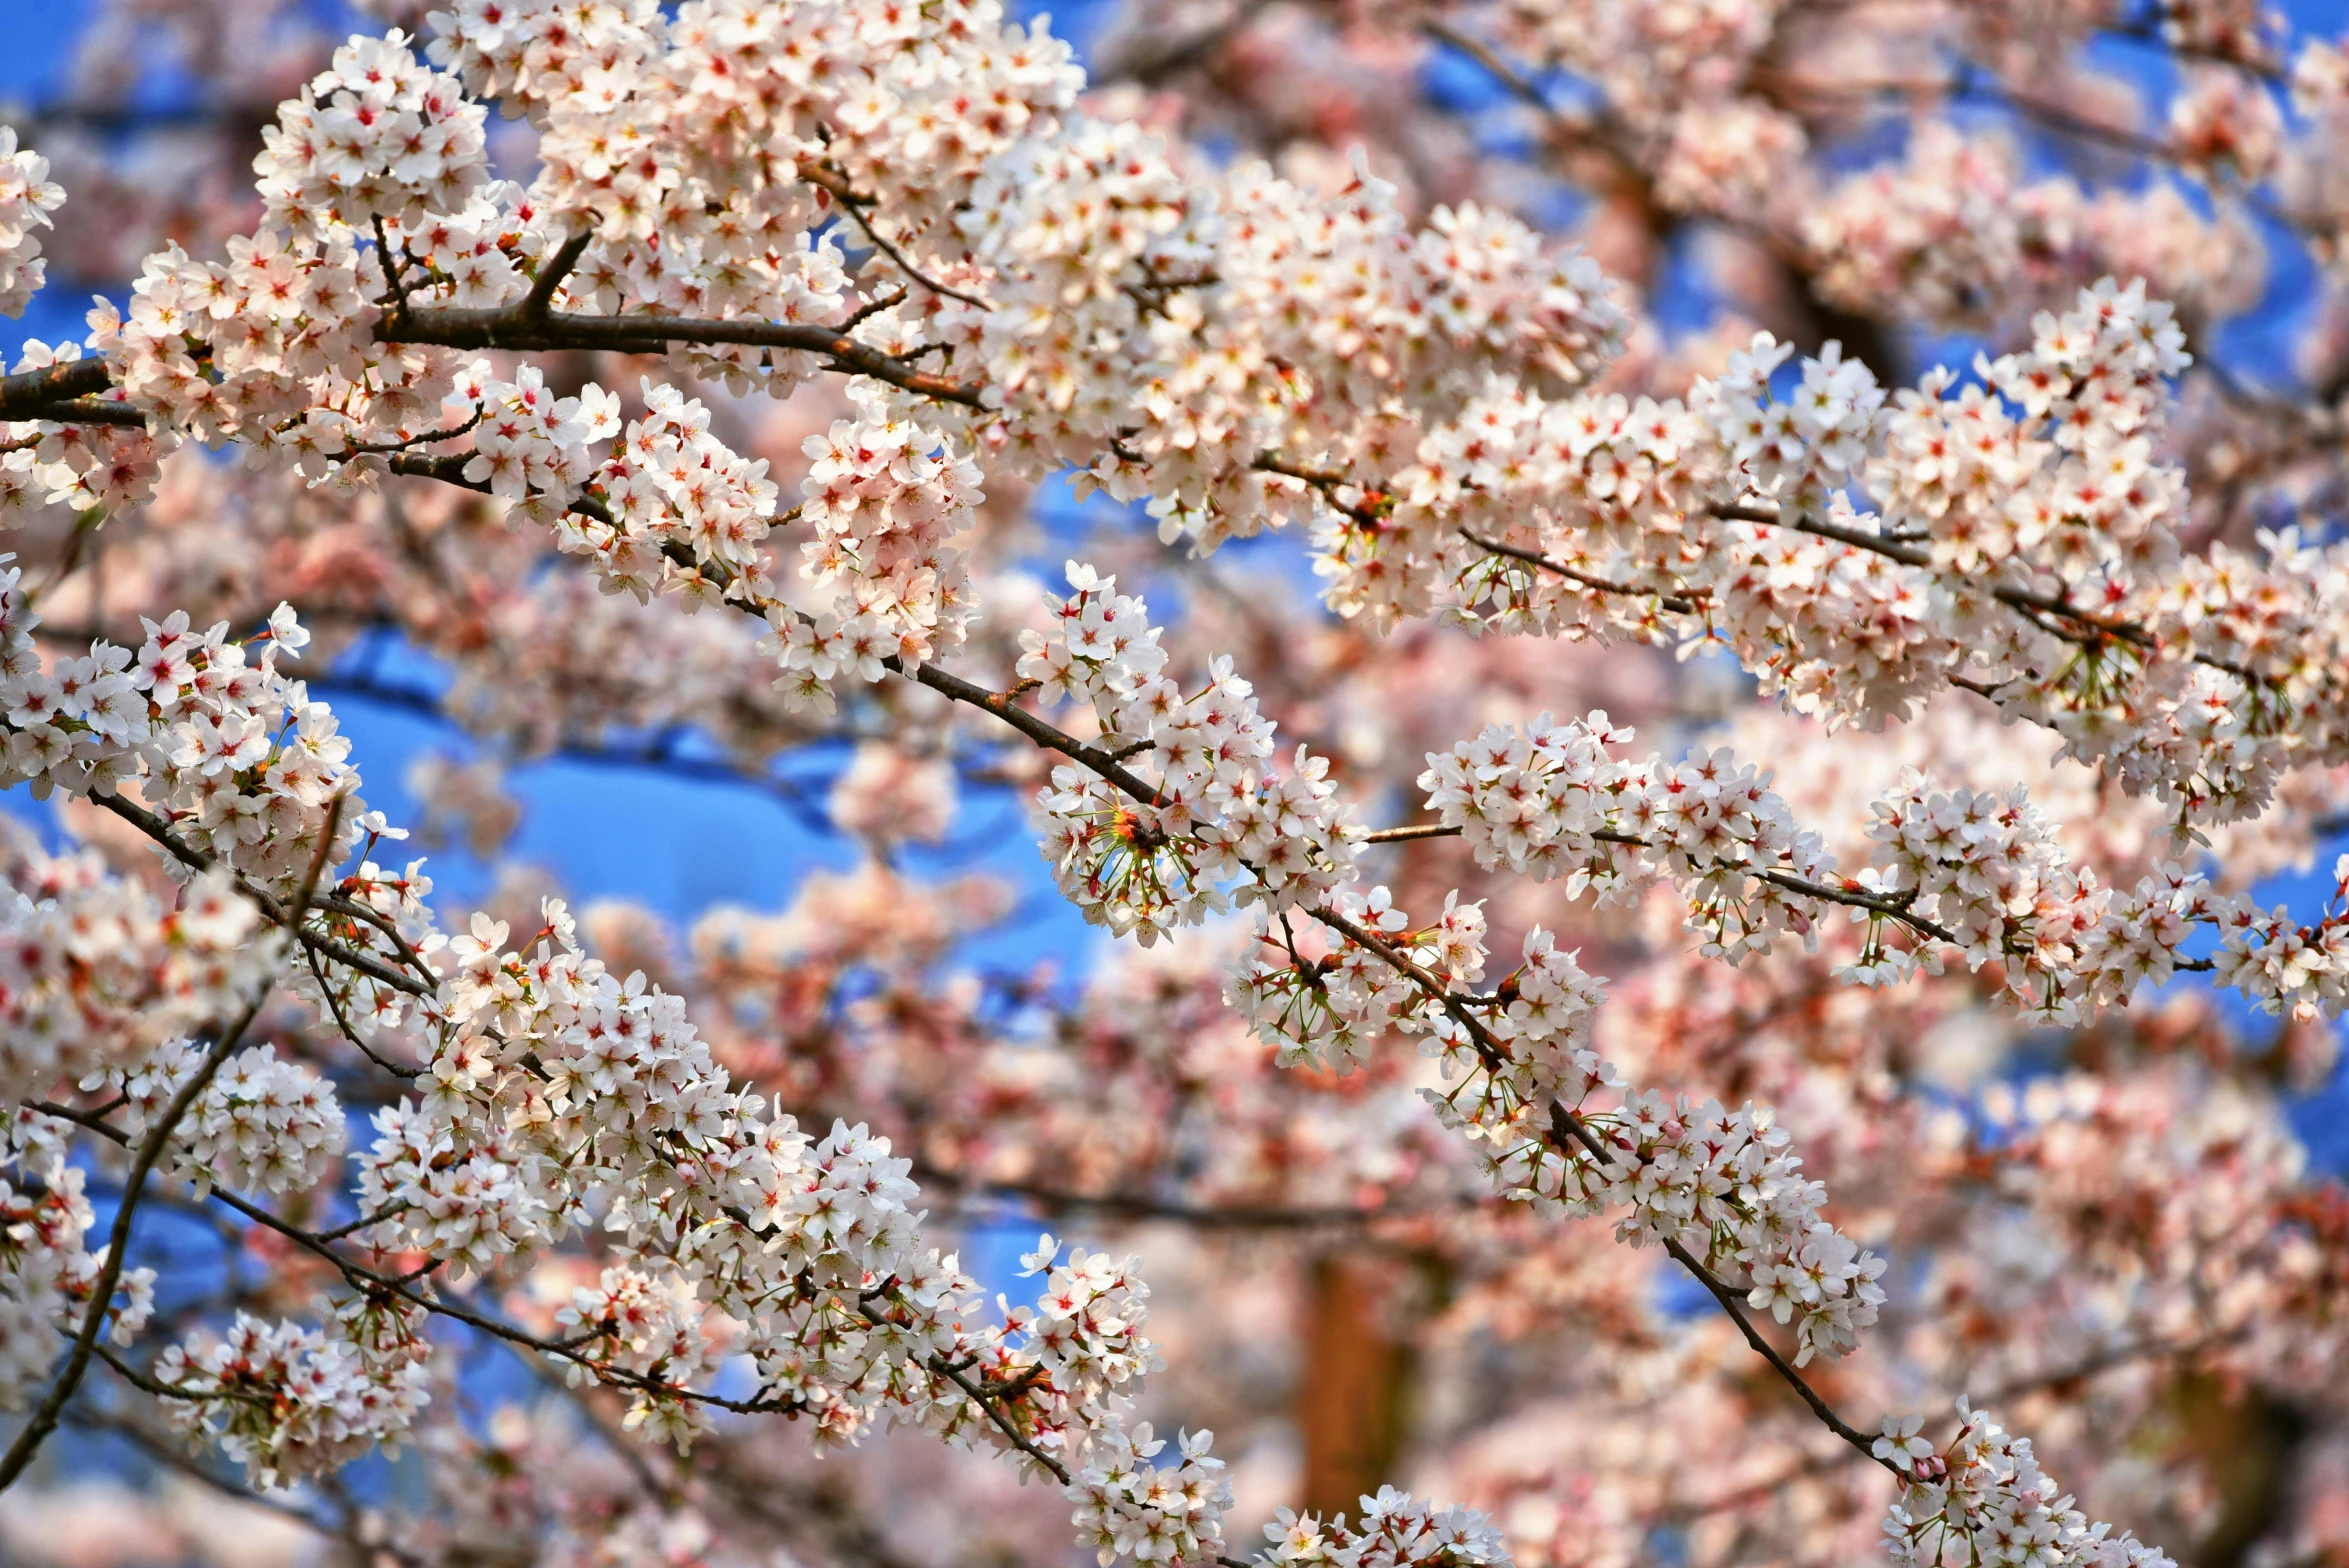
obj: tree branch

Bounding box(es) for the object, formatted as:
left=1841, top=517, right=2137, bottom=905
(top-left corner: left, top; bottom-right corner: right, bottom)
left=376, top=306, right=987, bottom=408
left=0, top=987, right=271, bottom=1491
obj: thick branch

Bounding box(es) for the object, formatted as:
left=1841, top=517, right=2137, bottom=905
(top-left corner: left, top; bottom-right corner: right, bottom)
left=376, top=307, right=987, bottom=408
left=0, top=357, right=119, bottom=422
left=521, top=229, right=595, bottom=320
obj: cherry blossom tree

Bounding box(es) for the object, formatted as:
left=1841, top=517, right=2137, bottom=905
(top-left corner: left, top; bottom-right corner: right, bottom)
left=0, top=1, right=2346, bottom=1566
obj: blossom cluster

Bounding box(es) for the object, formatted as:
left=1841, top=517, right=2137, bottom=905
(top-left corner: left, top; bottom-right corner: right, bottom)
left=0, top=1112, right=153, bottom=1406
left=357, top=1097, right=554, bottom=1276
left=154, top=1300, right=433, bottom=1491
left=425, top=0, right=1030, bottom=353
left=437, top=360, right=616, bottom=514
left=385, top=182, right=549, bottom=311
left=1259, top=1486, right=1514, bottom=1568
left=1868, top=776, right=2349, bottom=1023
left=605, top=381, right=780, bottom=583
left=0, top=127, right=64, bottom=317
left=1016, top=1236, right=1164, bottom=1408
left=1421, top=713, right=1838, bottom=959
left=1022, top=564, right=1359, bottom=944
left=0, top=341, right=171, bottom=517
left=553, top=1266, right=720, bottom=1449
left=1224, top=884, right=1493, bottom=1076
left=1070, top=1421, right=1233, bottom=1568
left=102, top=1038, right=347, bottom=1198
left=0, top=583, right=397, bottom=938
left=103, top=230, right=388, bottom=457
left=1417, top=708, right=2349, bottom=1024
left=1016, top=1235, right=1238, bottom=1568
left=1569, top=1089, right=1889, bottom=1364
left=958, top=122, right=1619, bottom=548
left=767, top=399, right=987, bottom=708
left=60, top=30, right=531, bottom=499
left=1299, top=348, right=1963, bottom=734
left=1722, top=280, right=2349, bottom=830
left=1880, top=1400, right=2177, bottom=1568
left=254, top=30, right=489, bottom=239
left=0, top=836, right=273, bottom=1104
left=1034, top=160, right=1629, bottom=557
left=336, top=887, right=1246, bottom=1561
left=1228, top=878, right=1887, bottom=1366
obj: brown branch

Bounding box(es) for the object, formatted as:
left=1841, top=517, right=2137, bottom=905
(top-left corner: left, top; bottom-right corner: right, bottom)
left=842, top=286, right=908, bottom=331
left=923, top=1165, right=1484, bottom=1230
left=14, top=397, right=148, bottom=428
left=1262, top=446, right=2267, bottom=693
left=372, top=215, right=414, bottom=324
left=0, top=986, right=272, bottom=1492
left=376, top=306, right=986, bottom=408
left=77, top=789, right=433, bottom=1000
left=1419, top=19, right=1553, bottom=112
left=800, top=162, right=989, bottom=310
left=302, top=943, right=426, bottom=1082
left=347, top=410, right=482, bottom=457
left=1254, top=452, right=1391, bottom=530
left=0, top=357, right=118, bottom=421
left=1709, top=500, right=2276, bottom=683
left=904, top=1327, right=1075, bottom=1484
left=1460, top=527, right=1707, bottom=614
left=1672, top=1326, right=2250, bottom=1522
left=1360, top=822, right=1463, bottom=844
left=1626, top=1183, right=1888, bottom=1456
left=888, top=660, right=1168, bottom=808
left=523, top=229, right=595, bottom=319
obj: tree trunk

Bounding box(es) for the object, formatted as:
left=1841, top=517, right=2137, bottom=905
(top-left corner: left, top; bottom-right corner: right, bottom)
left=1298, top=1252, right=1413, bottom=1519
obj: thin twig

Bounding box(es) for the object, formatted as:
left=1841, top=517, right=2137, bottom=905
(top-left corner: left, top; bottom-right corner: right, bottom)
left=1461, top=527, right=1708, bottom=614
left=0, top=987, right=272, bottom=1491
left=1361, top=822, right=1464, bottom=844
left=810, top=172, right=988, bottom=309
left=371, top=215, right=413, bottom=324
left=76, top=790, right=430, bottom=999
